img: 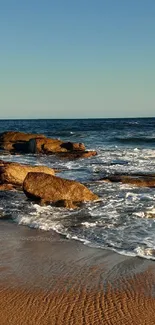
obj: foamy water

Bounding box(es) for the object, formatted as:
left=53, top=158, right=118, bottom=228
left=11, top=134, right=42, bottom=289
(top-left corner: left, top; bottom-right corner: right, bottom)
left=1, top=118, right=155, bottom=259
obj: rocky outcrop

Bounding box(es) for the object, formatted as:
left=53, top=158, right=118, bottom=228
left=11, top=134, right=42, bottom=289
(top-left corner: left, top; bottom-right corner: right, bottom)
left=0, top=131, right=96, bottom=159
left=0, top=161, right=55, bottom=187
left=0, top=131, right=45, bottom=151
left=0, top=131, right=45, bottom=143
left=23, top=172, right=99, bottom=208
left=28, top=138, right=86, bottom=154
left=28, top=138, right=64, bottom=153
left=101, top=174, right=155, bottom=187
left=60, top=142, right=86, bottom=151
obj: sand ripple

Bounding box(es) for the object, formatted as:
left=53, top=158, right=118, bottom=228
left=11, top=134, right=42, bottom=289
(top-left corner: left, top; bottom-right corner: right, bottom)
left=0, top=223, right=155, bottom=324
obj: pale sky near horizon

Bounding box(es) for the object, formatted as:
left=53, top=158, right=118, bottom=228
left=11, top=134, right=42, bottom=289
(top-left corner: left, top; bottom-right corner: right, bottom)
left=0, top=0, right=155, bottom=119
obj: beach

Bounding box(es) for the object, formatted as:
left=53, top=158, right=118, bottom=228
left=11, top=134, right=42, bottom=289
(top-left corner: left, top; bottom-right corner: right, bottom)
left=1, top=0, right=154, bottom=320
left=1, top=120, right=155, bottom=323
left=0, top=221, right=155, bottom=324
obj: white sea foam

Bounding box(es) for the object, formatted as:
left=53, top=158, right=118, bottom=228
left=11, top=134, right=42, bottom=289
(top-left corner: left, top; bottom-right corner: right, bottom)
left=81, top=222, right=98, bottom=228
left=1, top=120, right=155, bottom=260
left=134, top=246, right=155, bottom=259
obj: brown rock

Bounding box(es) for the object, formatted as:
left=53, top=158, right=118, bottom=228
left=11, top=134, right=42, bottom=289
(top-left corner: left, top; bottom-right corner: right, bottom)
left=101, top=174, right=155, bottom=187
left=23, top=172, right=98, bottom=208
left=0, top=131, right=45, bottom=152
left=0, top=131, right=45, bottom=143
left=28, top=138, right=88, bottom=157
left=40, top=139, right=64, bottom=153
left=0, top=161, right=55, bottom=186
left=0, top=131, right=97, bottom=159
left=60, top=142, right=86, bottom=151
left=28, top=138, right=63, bottom=153
left=0, top=184, right=15, bottom=191
left=41, top=140, right=85, bottom=154
left=1, top=142, right=15, bottom=151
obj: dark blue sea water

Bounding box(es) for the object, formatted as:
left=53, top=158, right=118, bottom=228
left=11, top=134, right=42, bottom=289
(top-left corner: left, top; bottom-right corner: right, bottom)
left=1, top=118, right=155, bottom=259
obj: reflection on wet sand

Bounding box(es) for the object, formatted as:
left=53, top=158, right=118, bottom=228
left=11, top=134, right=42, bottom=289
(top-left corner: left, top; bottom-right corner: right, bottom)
left=0, top=222, right=155, bottom=324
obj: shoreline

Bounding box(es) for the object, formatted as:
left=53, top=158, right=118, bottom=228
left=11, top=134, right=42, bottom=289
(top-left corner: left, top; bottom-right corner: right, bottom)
left=0, top=222, right=155, bottom=324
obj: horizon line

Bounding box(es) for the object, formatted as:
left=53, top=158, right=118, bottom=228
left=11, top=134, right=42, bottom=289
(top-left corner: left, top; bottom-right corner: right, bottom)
left=0, top=116, right=155, bottom=120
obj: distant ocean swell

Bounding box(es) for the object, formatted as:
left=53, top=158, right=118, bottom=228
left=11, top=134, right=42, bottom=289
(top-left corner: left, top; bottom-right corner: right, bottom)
left=113, top=136, right=155, bottom=145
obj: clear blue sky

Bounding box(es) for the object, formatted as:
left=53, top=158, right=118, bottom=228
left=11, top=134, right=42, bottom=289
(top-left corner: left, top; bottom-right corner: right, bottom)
left=0, top=0, right=155, bottom=118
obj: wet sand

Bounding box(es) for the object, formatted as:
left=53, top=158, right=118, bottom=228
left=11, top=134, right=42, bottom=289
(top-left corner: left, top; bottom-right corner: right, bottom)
left=0, top=221, right=155, bottom=324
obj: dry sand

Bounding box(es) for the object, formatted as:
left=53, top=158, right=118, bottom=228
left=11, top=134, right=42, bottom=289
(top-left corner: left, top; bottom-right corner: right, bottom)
left=0, top=221, right=155, bottom=324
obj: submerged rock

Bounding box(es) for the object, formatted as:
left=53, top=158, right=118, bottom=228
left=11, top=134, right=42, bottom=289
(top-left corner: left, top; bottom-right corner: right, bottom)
left=55, top=150, right=97, bottom=159
left=23, top=172, right=99, bottom=209
left=0, top=161, right=55, bottom=187
left=101, top=174, right=155, bottom=187
left=145, top=208, right=155, bottom=218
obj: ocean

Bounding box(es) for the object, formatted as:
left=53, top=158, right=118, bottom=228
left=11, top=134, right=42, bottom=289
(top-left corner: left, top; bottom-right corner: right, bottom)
left=1, top=118, right=155, bottom=259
